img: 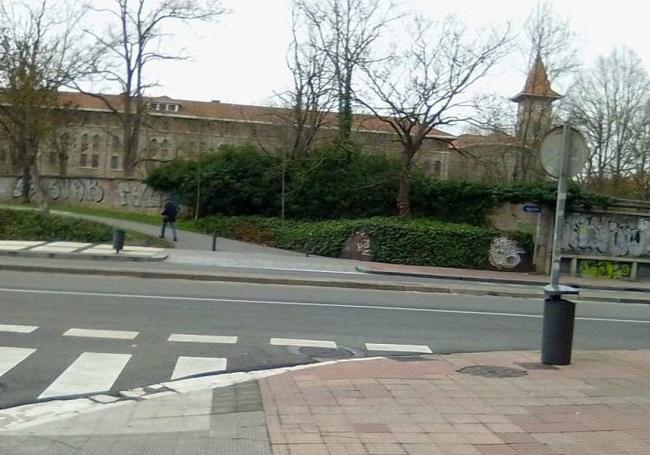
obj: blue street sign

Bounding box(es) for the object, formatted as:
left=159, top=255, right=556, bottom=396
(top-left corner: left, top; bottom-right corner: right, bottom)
left=523, top=203, right=541, bottom=213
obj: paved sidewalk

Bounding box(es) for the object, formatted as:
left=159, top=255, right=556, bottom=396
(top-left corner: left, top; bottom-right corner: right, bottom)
left=1, top=350, right=649, bottom=454
left=0, top=240, right=166, bottom=261
left=359, top=262, right=650, bottom=293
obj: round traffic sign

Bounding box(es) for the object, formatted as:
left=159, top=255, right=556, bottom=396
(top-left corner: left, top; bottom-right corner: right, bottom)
left=540, top=126, right=589, bottom=178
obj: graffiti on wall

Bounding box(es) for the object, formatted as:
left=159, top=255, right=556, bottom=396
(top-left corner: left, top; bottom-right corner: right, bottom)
left=13, top=177, right=105, bottom=203
left=116, top=182, right=163, bottom=208
left=489, top=237, right=525, bottom=269
left=579, top=259, right=632, bottom=280
left=9, top=177, right=164, bottom=209
left=562, top=213, right=650, bottom=257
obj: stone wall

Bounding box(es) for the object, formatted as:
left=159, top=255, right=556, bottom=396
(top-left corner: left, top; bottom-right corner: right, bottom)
left=0, top=175, right=167, bottom=212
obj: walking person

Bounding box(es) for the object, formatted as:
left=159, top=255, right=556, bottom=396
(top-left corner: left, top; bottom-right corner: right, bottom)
left=160, top=198, right=178, bottom=241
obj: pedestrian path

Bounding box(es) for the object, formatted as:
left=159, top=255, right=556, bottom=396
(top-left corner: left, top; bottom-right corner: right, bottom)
left=0, top=324, right=435, bottom=408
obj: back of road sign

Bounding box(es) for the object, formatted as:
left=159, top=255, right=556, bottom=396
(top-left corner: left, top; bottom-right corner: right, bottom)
left=540, top=126, right=588, bottom=178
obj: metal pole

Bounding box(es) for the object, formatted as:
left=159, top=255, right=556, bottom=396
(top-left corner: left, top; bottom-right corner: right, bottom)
left=194, top=153, right=201, bottom=221
left=549, top=125, right=572, bottom=287
left=542, top=124, right=576, bottom=365
left=281, top=148, right=286, bottom=222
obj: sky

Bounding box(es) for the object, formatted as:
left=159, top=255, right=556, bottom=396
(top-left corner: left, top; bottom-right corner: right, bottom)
left=137, top=0, right=650, bottom=107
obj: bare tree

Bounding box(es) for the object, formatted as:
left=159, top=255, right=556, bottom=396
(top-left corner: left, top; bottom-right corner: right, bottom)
left=0, top=0, right=94, bottom=207
left=359, top=16, right=509, bottom=216
left=83, top=0, right=226, bottom=176
left=274, top=6, right=335, bottom=159
left=565, top=47, right=650, bottom=197
left=294, top=0, right=397, bottom=148
left=522, top=0, right=581, bottom=88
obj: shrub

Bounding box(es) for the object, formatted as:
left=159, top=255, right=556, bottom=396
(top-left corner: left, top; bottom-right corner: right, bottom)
left=193, top=215, right=533, bottom=269
left=0, top=209, right=113, bottom=242
left=147, top=144, right=608, bottom=224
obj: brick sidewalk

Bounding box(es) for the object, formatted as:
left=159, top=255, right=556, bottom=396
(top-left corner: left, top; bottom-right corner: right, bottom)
left=260, top=351, right=650, bottom=455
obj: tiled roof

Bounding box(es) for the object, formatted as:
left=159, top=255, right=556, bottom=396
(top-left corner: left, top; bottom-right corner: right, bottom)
left=55, top=92, right=454, bottom=139
left=511, top=55, right=561, bottom=101
left=453, top=133, right=522, bottom=149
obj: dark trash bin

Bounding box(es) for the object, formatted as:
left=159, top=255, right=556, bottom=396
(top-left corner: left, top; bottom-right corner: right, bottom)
left=112, top=229, right=125, bottom=253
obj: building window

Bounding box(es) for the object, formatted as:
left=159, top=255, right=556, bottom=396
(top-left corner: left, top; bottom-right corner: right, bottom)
left=160, top=139, right=170, bottom=159
left=91, top=134, right=101, bottom=168
left=149, top=138, right=159, bottom=156
left=434, top=160, right=442, bottom=177
left=79, top=133, right=89, bottom=167
left=49, top=152, right=57, bottom=166
left=110, top=136, right=121, bottom=170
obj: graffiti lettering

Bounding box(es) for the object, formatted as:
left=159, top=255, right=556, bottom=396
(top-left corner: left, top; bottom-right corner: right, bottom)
left=116, top=182, right=163, bottom=208
left=563, top=213, right=650, bottom=257
left=579, top=260, right=632, bottom=280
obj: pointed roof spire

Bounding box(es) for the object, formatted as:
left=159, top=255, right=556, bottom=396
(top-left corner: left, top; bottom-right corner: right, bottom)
left=510, top=55, right=561, bottom=102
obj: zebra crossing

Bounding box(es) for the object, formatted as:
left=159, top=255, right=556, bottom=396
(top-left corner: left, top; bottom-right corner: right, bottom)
left=0, top=324, right=434, bottom=406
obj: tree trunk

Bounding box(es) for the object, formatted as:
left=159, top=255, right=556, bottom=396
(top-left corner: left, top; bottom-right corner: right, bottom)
left=31, top=166, right=49, bottom=214
left=21, top=165, right=31, bottom=204
left=397, top=151, right=414, bottom=217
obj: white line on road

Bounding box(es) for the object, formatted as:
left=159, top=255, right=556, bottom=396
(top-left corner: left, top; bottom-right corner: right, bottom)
left=168, top=334, right=238, bottom=344
left=63, top=328, right=139, bottom=340
left=39, top=352, right=132, bottom=399
left=171, top=356, right=227, bottom=380
left=1, top=287, right=649, bottom=325
left=365, top=343, right=432, bottom=354
left=0, top=324, right=38, bottom=333
left=270, top=338, right=337, bottom=348
left=0, top=347, right=36, bottom=377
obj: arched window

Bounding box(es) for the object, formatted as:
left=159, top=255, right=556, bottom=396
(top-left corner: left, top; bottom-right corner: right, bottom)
left=434, top=160, right=442, bottom=177
left=110, top=135, right=121, bottom=170
left=149, top=138, right=159, bottom=155
left=91, top=134, right=101, bottom=168
left=79, top=133, right=89, bottom=167
left=160, top=139, right=170, bottom=159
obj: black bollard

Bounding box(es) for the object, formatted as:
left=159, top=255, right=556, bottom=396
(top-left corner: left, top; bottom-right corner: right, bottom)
left=541, top=294, right=576, bottom=365
left=212, top=233, right=217, bottom=252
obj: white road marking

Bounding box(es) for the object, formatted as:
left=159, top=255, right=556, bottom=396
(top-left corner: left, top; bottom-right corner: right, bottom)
left=39, top=352, right=132, bottom=399
left=0, top=287, right=649, bottom=325
left=270, top=338, right=337, bottom=348
left=63, top=328, right=139, bottom=340
left=0, top=324, right=38, bottom=333
left=0, top=347, right=36, bottom=377
left=171, top=356, right=227, bottom=380
left=168, top=334, right=238, bottom=344
left=365, top=343, right=432, bottom=354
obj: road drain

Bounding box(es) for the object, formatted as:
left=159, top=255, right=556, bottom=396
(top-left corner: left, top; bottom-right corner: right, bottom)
left=456, top=365, right=528, bottom=378
left=292, top=346, right=363, bottom=361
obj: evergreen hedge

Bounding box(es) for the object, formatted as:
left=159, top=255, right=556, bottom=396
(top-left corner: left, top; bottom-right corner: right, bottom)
left=193, top=215, right=533, bottom=269
left=147, top=144, right=608, bottom=225
left=0, top=209, right=113, bottom=242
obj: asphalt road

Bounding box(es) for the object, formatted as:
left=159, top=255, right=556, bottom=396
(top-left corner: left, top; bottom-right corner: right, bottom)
left=0, top=270, right=649, bottom=409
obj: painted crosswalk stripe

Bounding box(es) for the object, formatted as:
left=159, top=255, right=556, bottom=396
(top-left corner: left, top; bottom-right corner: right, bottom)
left=0, top=324, right=38, bottom=333
left=365, top=343, right=432, bottom=354
left=38, top=352, right=132, bottom=399
left=63, top=328, right=139, bottom=340
left=171, top=356, right=227, bottom=380
left=0, top=347, right=36, bottom=377
left=168, top=334, right=238, bottom=344
left=270, top=338, right=337, bottom=349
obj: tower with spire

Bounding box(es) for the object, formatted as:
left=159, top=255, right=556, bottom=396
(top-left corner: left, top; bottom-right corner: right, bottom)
left=510, top=55, right=561, bottom=146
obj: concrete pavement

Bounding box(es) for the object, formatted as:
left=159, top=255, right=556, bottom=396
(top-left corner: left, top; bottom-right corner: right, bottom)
left=1, top=349, right=649, bottom=454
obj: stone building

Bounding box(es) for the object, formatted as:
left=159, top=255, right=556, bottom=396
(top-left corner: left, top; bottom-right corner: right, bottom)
left=0, top=92, right=454, bottom=181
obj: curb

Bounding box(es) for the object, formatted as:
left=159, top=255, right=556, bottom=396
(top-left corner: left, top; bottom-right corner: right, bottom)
left=0, top=262, right=545, bottom=299
left=356, top=265, right=650, bottom=294
left=0, top=357, right=384, bottom=433
left=0, top=250, right=168, bottom=262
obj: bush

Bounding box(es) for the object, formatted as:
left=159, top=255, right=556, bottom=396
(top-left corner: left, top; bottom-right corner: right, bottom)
left=0, top=209, right=113, bottom=242
left=193, top=215, right=533, bottom=269
left=147, top=144, right=608, bottom=224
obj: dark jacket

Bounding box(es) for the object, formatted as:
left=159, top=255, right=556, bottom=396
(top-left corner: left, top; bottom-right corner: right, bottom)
left=161, top=200, right=178, bottom=222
